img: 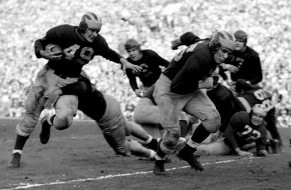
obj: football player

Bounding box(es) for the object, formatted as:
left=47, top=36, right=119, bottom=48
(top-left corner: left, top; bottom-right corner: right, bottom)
left=195, top=104, right=269, bottom=157
left=219, top=30, right=263, bottom=85
left=8, top=12, right=141, bottom=168
left=152, top=31, right=236, bottom=175
left=235, top=79, right=282, bottom=151
left=9, top=70, right=160, bottom=167
left=124, top=39, right=170, bottom=97
left=206, top=78, right=282, bottom=153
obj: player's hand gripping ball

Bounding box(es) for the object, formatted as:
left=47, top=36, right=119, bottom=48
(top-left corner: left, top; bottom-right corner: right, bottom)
left=44, top=44, right=63, bottom=60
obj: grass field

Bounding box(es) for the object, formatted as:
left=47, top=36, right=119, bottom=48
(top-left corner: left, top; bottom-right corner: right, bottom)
left=0, top=118, right=291, bottom=190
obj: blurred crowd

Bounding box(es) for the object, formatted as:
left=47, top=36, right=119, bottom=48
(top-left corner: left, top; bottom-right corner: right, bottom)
left=0, top=0, right=290, bottom=126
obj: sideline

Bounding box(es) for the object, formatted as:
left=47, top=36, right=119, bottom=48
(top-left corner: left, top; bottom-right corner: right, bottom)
left=1, top=157, right=258, bottom=190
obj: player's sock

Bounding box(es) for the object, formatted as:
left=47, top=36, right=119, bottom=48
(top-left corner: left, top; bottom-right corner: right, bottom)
left=14, top=135, right=29, bottom=150
left=190, top=123, right=210, bottom=143
left=144, top=136, right=159, bottom=151
left=155, top=141, right=167, bottom=160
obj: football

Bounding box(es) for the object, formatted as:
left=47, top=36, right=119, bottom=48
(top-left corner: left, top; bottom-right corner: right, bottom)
left=45, top=43, right=63, bottom=56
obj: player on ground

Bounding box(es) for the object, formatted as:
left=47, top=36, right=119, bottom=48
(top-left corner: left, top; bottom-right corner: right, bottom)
left=206, top=78, right=282, bottom=152
left=8, top=12, right=141, bottom=168
left=235, top=79, right=282, bottom=151
left=124, top=39, right=169, bottom=97
left=152, top=31, right=236, bottom=175
left=196, top=104, right=269, bottom=157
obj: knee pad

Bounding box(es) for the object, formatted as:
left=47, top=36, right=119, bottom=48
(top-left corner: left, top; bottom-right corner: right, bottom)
left=53, top=116, right=70, bottom=130
left=202, top=109, right=221, bottom=133
left=16, top=113, right=40, bottom=136
left=16, top=123, right=31, bottom=137
left=54, top=108, right=76, bottom=130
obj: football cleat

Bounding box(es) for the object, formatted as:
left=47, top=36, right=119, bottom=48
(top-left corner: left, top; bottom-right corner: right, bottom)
left=270, top=139, right=281, bottom=154
left=8, top=153, right=21, bottom=168
left=177, top=146, right=204, bottom=171
left=153, top=160, right=167, bottom=176
left=39, top=118, right=52, bottom=144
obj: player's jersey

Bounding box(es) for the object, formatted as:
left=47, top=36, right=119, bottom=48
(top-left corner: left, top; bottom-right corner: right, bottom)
left=224, top=46, right=262, bottom=84
left=224, top=111, right=267, bottom=151
left=237, top=88, right=274, bottom=112
left=163, top=41, right=217, bottom=95
left=126, top=49, right=169, bottom=90
left=34, top=24, right=122, bottom=78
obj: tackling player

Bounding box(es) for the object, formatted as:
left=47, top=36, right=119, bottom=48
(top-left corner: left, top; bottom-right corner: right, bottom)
left=9, top=71, right=160, bottom=167
left=8, top=12, right=141, bottom=168
left=152, top=31, right=236, bottom=175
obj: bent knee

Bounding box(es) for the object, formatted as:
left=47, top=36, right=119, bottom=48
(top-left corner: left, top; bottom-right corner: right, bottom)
left=202, top=110, right=221, bottom=133
left=53, top=115, right=72, bottom=130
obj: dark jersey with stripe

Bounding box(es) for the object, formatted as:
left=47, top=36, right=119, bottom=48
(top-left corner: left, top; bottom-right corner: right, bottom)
left=163, top=41, right=216, bottom=95
left=224, top=111, right=267, bottom=151
left=34, top=24, right=122, bottom=78
left=126, top=49, right=169, bottom=91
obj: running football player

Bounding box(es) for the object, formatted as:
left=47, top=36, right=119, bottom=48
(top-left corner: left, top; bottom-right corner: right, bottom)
left=152, top=31, right=236, bottom=175
left=8, top=12, right=141, bottom=168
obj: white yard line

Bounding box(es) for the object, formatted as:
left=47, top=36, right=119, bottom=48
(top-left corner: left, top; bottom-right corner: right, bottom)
left=1, top=157, right=257, bottom=190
